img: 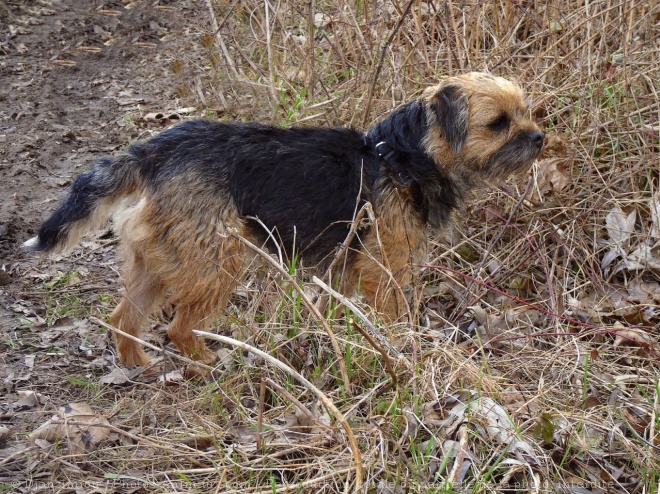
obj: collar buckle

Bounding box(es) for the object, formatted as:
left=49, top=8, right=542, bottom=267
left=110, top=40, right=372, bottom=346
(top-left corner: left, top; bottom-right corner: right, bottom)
left=375, top=141, right=398, bottom=163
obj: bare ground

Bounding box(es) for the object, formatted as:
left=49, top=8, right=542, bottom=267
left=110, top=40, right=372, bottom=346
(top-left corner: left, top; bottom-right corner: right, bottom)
left=0, top=0, right=217, bottom=489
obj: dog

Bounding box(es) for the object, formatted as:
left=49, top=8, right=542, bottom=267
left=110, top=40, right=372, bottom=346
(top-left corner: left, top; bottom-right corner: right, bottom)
left=24, top=72, right=544, bottom=368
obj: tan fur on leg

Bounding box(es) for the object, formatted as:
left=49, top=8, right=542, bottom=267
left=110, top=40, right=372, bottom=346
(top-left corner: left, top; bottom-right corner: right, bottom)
left=343, top=187, right=427, bottom=320
left=110, top=252, right=166, bottom=366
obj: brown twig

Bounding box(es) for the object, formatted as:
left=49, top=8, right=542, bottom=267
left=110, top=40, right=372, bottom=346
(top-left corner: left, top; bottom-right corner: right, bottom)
left=361, top=0, right=416, bottom=126
left=228, top=230, right=352, bottom=393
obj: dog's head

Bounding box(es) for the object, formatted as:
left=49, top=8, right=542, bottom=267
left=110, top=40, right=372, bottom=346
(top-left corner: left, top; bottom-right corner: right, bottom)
left=423, top=72, right=544, bottom=179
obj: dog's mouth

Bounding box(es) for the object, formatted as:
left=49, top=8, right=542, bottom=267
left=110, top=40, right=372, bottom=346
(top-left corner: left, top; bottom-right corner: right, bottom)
left=485, top=130, right=544, bottom=178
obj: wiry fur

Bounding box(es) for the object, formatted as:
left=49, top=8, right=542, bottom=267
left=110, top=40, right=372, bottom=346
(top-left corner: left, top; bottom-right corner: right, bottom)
left=24, top=72, right=544, bottom=368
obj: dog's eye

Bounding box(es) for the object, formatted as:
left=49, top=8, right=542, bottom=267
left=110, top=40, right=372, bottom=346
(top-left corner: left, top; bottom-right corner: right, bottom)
left=488, top=115, right=509, bottom=132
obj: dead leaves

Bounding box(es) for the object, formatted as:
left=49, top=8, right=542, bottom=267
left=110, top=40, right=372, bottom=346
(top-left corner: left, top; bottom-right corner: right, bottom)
left=534, top=158, right=571, bottom=197
left=610, top=322, right=656, bottom=350
left=531, top=134, right=572, bottom=200
left=226, top=397, right=333, bottom=457
left=566, top=284, right=659, bottom=341
left=398, top=392, right=540, bottom=488
left=29, top=402, right=113, bottom=454
left=99, top=366, right=144, bottom=385
left=14, top=389, right=47, bottom=410
left=603, top=196, right=660, bottom=274
left=0, top=270, right=11, bottom=286
left=588, top=197, right=660, bottom=349
left=602, top=206, right=637, bottom=271
left=469, top=305, right=542, bottom=350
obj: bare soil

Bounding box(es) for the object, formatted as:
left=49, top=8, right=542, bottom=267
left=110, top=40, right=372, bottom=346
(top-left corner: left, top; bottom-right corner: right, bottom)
left=0, top=0, right=209, bottom=486
left=0, top=0, right=202, bottom=248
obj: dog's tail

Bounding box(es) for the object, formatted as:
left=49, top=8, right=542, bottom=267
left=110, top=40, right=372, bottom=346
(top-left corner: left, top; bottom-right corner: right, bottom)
left=23, top=153, right=145, bottom=254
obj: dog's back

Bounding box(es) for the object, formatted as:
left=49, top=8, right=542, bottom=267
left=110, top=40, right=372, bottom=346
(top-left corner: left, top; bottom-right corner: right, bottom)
left=26, top=120, right=376, bottom=263
left=23, top=119, right=381, bottom=368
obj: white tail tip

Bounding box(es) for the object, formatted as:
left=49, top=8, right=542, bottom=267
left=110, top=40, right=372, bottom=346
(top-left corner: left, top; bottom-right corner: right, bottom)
left=22, top=236, right=40, bottom=251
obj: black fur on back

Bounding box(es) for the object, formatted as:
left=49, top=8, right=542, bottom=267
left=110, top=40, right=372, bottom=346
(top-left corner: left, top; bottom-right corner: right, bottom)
left=27, top=104, right=468, bottom=262
left=125, top=120, right=381, bottom=265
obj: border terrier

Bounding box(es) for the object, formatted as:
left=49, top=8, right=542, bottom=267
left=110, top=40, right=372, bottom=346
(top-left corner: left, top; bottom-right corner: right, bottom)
left=24, top=72, right=544, bottom=367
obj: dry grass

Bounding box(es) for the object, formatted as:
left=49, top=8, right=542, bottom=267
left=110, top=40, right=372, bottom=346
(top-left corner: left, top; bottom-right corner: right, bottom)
left=9, top=0, right=659, bottom=492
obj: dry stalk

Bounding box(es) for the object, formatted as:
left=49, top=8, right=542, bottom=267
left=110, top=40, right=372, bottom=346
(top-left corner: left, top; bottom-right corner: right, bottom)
left=205, top=0, right=239, bottom=79
left=448, top=423, right=469, bottom=485
left=193, top=329, right=363, bottom=490
left=312, top=275, right=400, bottom=358
left=228, top=230, right=352, bottom=392
left=449, top=177, right=534, bottom=321
left=256, top=378, right=266, bottom=455
left=322, top=201, right=374, bottom=283
left=263, top=377, right=326, bottom=428
left=263, top=0, right=279, bottom=104
left=361, top=0, right=416, bottom=126
left=348, top=320, right=398, bottom=396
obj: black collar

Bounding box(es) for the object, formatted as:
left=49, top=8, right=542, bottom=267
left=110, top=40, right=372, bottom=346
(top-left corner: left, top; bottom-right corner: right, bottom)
left=364, top=134, right=465, bottom=230
left=374, top=140, right=399, bottom=166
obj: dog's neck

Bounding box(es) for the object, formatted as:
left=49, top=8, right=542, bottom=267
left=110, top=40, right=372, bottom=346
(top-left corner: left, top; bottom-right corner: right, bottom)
left=366, top=101, right=472, bottom=231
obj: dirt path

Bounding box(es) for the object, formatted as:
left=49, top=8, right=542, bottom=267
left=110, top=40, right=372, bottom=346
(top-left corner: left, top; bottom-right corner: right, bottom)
left=1, top=1, right=207, bottom=285
left=0, top=0, right=207, bottom=470
left=1, top=0, right=205, bottom=252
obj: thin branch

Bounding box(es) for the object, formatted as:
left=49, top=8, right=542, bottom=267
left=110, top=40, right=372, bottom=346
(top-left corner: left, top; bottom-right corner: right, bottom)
left=193, top=329, right=363, bottom=490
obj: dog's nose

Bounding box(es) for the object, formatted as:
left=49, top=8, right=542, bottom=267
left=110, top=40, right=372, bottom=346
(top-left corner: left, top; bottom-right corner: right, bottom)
left=529, top=131, right=544, bottom=148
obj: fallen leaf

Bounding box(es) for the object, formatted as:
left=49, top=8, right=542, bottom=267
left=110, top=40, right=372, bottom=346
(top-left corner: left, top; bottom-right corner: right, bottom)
left=611, top=323, right=655, bottom=349
left=623, top=240, right=660, bottom=271
left=15, top=390, right=44, bottom=409
left=314, top=12, right=331, bottom=28
left=650, top=195, right=660, bottom=239
left=28, top=402, right=111, bottom=453
left=541, top=134, right=568, bottom=158
left=535, top=158, right=571, bottom=197
left=603, top=206, right=637, bottom=270
left=158, top=369, right=183, bottom=383
left=622, top=406, right=652, bottom=434
left=214, top=347, right=236, bottom=372
left=429, top=392, right=540, bottom=466
left=0, top=271, right=11, bottom=286
left=0, top=426, right=12, bottom=443
left=627, top=280, right=660, bottom=304
left=469, top=396, right=515, bottom=444
left=100, top=367, right=142, bottom=385
left=606, top=206, right=636, bottom=247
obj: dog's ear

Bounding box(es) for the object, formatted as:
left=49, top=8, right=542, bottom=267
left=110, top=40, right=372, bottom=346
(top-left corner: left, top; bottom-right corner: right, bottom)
left=429, top=84, right=468, bottom=153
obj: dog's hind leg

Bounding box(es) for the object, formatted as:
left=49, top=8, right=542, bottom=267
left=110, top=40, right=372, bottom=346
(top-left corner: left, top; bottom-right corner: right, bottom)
left=110, top=252, right=166, bottom=366
left=165, top=308, right=217, bottom=365
left=165, top=234, right=245, bottom=366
